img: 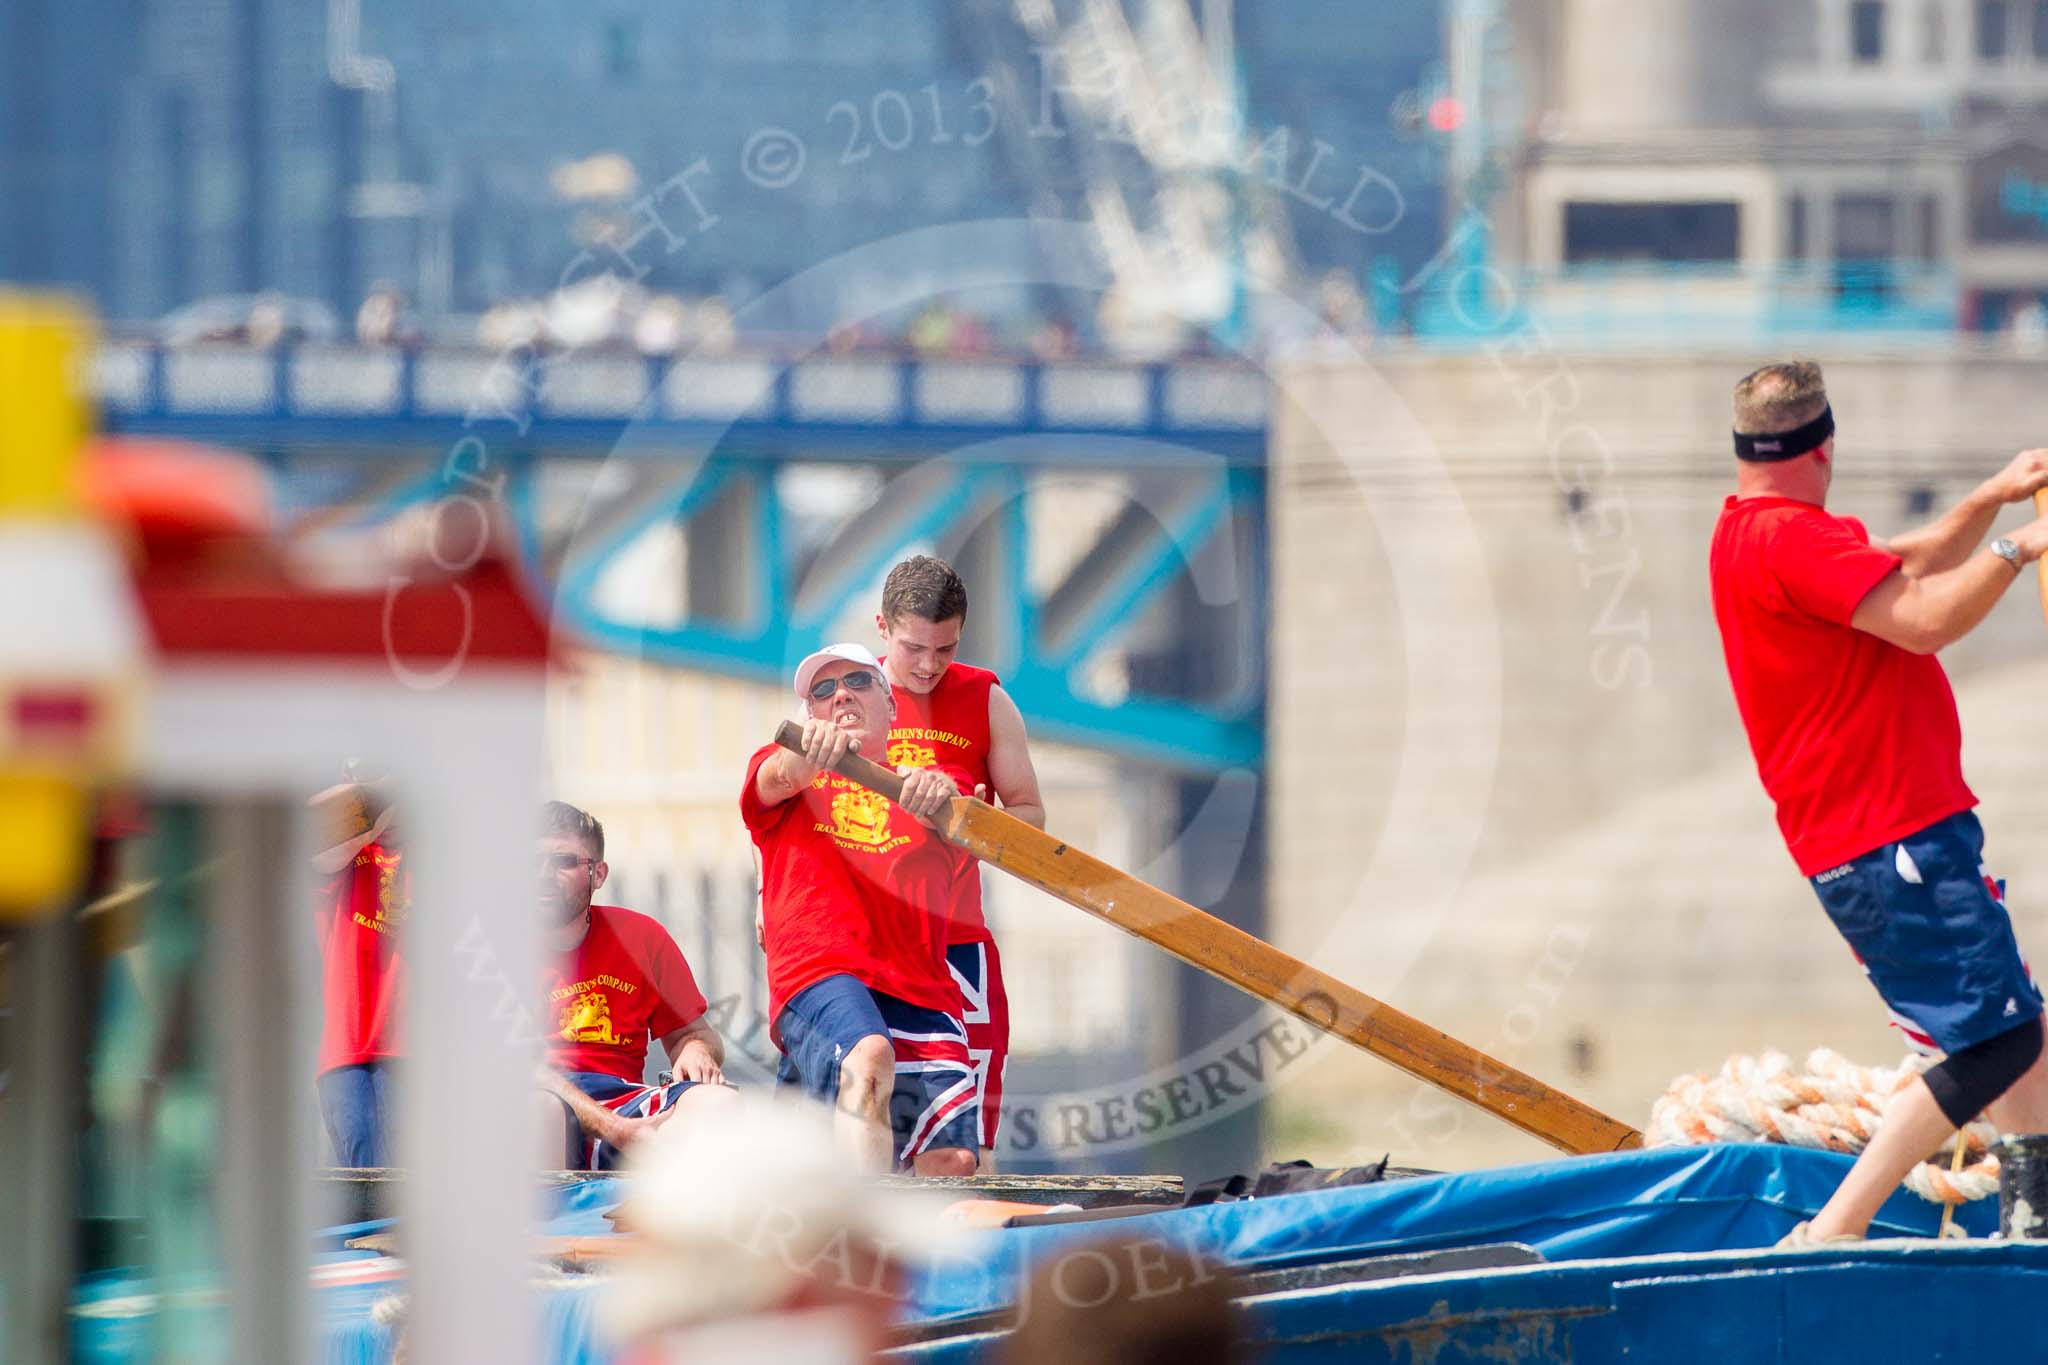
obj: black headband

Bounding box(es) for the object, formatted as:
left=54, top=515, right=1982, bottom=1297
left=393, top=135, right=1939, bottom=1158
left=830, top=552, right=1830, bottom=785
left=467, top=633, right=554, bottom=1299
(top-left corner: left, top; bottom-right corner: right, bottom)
left=1734, top=405, right=1834, bottom=462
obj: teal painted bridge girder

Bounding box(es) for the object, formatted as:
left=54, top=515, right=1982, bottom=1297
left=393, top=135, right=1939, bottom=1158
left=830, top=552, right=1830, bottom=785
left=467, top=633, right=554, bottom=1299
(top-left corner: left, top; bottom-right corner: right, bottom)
left=546, top=455, right=1265, bottom=772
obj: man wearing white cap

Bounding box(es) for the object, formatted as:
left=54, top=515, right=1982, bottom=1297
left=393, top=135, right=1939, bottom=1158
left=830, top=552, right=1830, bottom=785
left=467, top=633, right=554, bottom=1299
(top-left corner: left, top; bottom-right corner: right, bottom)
left=742, top=642, right=983, bottom=1176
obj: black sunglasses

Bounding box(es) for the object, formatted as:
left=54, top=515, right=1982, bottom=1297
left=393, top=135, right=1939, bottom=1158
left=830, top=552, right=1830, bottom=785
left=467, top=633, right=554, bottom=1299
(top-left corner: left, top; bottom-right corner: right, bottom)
left=807, top=670, right=881, bottom=701
left=539, top=851, right=595, bottom=871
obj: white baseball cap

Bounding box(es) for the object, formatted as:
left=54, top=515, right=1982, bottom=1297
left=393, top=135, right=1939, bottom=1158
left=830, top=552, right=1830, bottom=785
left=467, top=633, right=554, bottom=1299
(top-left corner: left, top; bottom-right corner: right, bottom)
left=601, top=1098, right=962, bottom=1341
left=792, top=641, right=891, bottom=703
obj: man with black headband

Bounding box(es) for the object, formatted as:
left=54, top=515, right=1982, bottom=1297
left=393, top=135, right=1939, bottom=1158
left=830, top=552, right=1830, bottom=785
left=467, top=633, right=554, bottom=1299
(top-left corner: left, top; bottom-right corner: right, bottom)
left=1711, top=360, right=2048, bottom=1244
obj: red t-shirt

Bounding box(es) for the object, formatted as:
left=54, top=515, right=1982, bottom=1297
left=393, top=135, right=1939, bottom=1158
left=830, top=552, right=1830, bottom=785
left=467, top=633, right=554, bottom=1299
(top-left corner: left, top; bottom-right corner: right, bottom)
left=742, top=743, right=972, bottom=1028
left=1710, top=495, right=1975, bottom=874
left=543, top=904, right=709, bottom=1082
left=886, top=661, right=999, bottom=943
left=317, top=840, right=406, bottom=1074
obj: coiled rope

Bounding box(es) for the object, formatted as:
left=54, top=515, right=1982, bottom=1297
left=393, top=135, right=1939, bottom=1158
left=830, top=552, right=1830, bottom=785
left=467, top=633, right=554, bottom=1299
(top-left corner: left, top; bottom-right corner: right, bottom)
left=1648, top=1048, right=1999, bottom=1204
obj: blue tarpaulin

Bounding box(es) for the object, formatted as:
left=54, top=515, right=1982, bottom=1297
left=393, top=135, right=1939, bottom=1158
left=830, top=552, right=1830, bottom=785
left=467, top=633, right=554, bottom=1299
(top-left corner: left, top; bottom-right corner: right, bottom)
left=68, top=1144, right=2006, bottom=1362
left=904, top=1143, right=1997, bottom=1323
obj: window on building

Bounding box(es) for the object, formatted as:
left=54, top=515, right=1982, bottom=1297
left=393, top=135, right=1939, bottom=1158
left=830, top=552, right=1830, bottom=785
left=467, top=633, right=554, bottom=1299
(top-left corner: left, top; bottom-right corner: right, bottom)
left=1979, top=0, right=2011, bottom=58
left=1852, top=0, right=1888, bottom=60
left=1787, top=195, right=1809, bottom=261
left=1920, top=193, right=1942, bottom=260
left=1925, top=0, right=1948, bottom=59
left=1835, top=193, right=1897, bottom=257
left=1562, top=202, right=1742, bottom=264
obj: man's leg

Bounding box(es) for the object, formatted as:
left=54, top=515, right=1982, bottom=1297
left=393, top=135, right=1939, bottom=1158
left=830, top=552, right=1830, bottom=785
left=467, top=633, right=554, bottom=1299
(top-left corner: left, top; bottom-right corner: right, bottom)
left=837, top=1035, right=897, bottom=1173
left=316, top=1064, right=383, bottom=1168
left=876, top=992, right=980, bottom=1177
left=775, top=976, right=897, bottom=1173
left=1988, top=1037, right=2048, bottom=1133
left=911, top=1145, right=978, bottom=1177
left=364, top=1060, right=394, bottom=1167
left=536, top=1093, right=580, bottom=1169
left=1806, top=1076, right=1955, bottom=1239
left=664, top=1080, right=739, bottom=1122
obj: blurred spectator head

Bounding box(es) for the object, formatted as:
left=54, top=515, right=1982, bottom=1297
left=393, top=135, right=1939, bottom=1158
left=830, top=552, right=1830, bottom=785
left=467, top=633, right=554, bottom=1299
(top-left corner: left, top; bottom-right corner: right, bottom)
left=1029, top=317, right=1077, bottom=362
left=356, top=281, right=416, bottom=348
left=824, top=319, right=873, bottom=355
left=477, top=300, right=547, bottom=352
left=908, top=301, right=957, bottom=358
left=692, top=296, right=736, bottom=356
left=602, top=1097, right=959, bottom=1363
left=546, top=275, right=643, bottom=349
left=632, top=294, right=690, bottom=357
left=245, top=293, right=289, bottom=349
left=999, top=1235, right=1240, bottom=1365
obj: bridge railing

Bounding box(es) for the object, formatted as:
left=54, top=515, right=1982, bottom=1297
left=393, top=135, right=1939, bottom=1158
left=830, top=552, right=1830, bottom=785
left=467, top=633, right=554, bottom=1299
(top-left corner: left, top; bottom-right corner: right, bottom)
left=91, top=342, right=1270, bottom=453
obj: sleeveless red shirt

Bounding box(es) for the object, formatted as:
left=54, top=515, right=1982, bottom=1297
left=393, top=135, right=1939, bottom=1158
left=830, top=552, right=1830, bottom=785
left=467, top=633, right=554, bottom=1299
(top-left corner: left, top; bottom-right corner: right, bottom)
left=887, top=661, right=998, bottom=943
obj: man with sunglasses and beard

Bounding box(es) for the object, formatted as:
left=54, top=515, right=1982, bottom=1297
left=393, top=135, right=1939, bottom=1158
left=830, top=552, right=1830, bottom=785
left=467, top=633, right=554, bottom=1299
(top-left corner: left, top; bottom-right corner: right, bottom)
left=536, top=801, right=734, bottom=1169
left=742, top=643, right=983, bottom=1176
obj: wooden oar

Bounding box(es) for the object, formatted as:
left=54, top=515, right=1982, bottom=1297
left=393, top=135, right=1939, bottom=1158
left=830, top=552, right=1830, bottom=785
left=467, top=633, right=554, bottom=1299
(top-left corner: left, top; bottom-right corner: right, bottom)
left=773, top=722, right=1642, bottom=1157
left=2035, top=489, right=2048, bottom=623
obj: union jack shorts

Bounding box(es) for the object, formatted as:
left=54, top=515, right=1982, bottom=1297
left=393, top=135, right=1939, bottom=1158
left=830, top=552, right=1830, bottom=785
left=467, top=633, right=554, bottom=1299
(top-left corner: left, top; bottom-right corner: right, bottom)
left=775, top=973, right=980, bottom=1167
left=947, top=938, right=1011, bottom=1150
left=554, top=1071, right=701, bottom=1171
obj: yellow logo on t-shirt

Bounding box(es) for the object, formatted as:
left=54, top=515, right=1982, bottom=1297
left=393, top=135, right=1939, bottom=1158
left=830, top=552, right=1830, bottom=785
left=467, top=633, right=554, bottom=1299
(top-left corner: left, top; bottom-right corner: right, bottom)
left=351, top=849, right=407, bottom=936
left=888, top=738, right=937, bottom=769
left=829, top=787, right=894, bottom=846
left=557, top=990, right=619, bottom=1046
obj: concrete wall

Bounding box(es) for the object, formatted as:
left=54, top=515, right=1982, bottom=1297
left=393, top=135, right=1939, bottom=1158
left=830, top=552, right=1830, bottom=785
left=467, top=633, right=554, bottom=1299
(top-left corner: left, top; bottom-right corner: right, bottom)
left=1266, top=346, right=2048, bottom=1169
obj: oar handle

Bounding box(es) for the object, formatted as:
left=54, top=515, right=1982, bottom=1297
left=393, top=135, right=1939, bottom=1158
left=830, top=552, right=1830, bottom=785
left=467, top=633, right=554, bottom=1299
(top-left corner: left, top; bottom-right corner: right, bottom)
left=772, top=720, right=907, bottom=802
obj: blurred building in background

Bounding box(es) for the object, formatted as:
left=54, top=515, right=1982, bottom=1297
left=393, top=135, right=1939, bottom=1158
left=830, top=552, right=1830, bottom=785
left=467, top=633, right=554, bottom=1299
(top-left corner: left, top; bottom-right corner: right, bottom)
left=1485, top=0, right=2048, bottom=340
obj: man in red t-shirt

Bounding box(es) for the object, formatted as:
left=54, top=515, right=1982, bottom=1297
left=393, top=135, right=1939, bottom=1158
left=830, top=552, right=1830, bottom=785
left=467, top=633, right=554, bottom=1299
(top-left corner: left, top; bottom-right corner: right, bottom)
left=309, top=782, right=405, bottom=1168
left=536, top=801, right=733, bottom=1169
left=1711, top=360, right=2048, bottom=1243
left=743, top=641, right=983, bottom=1176
left=873, top=555, right=1045, bottom=1165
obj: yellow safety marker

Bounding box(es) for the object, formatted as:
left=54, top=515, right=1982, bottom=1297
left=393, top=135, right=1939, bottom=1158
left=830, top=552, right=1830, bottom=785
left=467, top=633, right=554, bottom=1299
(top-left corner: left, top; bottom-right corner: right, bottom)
left=0, top=294, right=136, bottom=919
left=0, top=294, right=90, bottom=517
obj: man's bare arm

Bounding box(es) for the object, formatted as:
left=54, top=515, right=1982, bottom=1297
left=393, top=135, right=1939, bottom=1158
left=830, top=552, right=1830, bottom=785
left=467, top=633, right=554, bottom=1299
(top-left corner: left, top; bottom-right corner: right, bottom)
left=1880, top=449, right=2048, bottom=578
left=752, top=748, right=809, bottom=807
left=985, top=685, right=1046, bottom=829
left=1851, top=516, right=2048, bottom=653
left=537, top=1067, right=645, bottom=1151
left=660, top=1017, right=725, bottom=1083
left=752, top=718, right=857, bottom=807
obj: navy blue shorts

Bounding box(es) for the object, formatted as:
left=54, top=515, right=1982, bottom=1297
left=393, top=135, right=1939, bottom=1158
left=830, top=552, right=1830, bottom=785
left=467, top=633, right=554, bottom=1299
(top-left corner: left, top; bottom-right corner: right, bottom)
left=1809, top=810, right=2043, bottom=1055
left=556, top=1071, right=701, bottom=1171
left=775, top=973, right=979, bottom=1166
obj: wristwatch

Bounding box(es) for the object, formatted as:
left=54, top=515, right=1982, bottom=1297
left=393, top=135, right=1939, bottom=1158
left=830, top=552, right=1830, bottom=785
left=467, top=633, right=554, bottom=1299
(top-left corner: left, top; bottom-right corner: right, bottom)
left=1991, top=536, right=2024, bottom=572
